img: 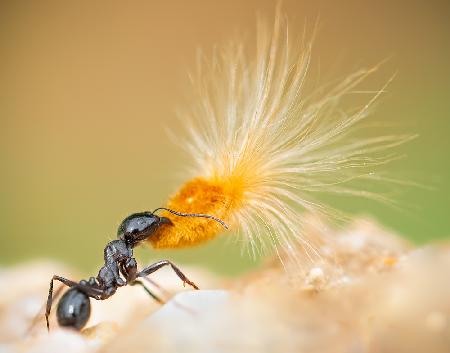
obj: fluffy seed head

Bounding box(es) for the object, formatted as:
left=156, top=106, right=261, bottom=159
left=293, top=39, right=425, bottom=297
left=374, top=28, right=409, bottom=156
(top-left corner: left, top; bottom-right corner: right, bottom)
left=149, top=12, right=412, bottom=268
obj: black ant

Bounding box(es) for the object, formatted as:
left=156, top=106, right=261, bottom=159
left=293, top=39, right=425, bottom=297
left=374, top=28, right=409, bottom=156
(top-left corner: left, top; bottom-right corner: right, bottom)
left=44, top=207, right=228, bottom=331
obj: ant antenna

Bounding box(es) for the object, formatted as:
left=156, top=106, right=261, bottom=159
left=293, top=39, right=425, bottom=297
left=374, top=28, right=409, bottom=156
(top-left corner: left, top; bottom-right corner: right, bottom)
left=152, top=207, right=229, bottom=229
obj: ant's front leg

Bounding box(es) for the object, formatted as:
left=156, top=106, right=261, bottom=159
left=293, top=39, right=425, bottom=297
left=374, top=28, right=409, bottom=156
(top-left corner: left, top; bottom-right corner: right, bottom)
left=137, top=260, right=199, bottom=290
left=120, top=258, right=138, bottom=283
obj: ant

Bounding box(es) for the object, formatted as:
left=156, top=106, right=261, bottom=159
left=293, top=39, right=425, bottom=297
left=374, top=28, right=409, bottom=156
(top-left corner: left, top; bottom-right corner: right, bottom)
left=44, top=207, right=228, bottom=331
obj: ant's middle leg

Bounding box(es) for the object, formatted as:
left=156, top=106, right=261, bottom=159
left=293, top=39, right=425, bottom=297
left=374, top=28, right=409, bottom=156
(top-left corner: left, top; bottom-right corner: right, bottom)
left=137, top=260, right=199, bottom=290
left=130, top=279, right=165, bottom=304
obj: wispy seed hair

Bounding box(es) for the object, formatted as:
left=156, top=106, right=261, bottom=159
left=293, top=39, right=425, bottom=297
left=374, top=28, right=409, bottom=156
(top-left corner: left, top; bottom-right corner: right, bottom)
left=150, top=12, right=413, bottom=271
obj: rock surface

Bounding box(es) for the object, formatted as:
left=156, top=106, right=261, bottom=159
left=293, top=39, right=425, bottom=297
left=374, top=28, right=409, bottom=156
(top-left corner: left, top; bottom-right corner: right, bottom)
left=1, top=219, right=449, bottom=353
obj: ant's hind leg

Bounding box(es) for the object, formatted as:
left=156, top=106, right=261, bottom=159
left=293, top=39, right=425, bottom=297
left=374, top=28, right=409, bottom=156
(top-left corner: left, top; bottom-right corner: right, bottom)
left=137, top=260, right=199, bottom=290
left=45, top=275, right=79, bottom=331
left=131, top=280, right=165, bottom=304
left=27, top=284, right=64, bottom=335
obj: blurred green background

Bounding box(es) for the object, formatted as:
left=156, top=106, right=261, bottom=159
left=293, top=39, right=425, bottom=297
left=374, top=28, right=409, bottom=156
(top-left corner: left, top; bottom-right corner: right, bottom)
left=1, top=0, right=449, bottom=276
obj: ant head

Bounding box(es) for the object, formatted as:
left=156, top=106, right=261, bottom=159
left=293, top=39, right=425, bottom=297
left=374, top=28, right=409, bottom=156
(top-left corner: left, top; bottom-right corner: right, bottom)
left=117, top=212, right=172, bottom=247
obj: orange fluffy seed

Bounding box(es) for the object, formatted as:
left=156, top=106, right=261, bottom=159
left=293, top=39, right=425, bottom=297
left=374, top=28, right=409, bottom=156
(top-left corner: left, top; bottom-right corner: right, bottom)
left=143, top=13, right=412, bottom=266
left=148, top=177, right=244, bottom=249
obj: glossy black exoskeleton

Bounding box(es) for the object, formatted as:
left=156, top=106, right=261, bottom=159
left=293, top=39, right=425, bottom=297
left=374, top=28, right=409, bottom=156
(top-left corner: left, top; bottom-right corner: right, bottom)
left=117, top=212, right=172, bottom=246
left=45, top=208, right=227, bottom=331
left=57, top=288, right=90, bottom=330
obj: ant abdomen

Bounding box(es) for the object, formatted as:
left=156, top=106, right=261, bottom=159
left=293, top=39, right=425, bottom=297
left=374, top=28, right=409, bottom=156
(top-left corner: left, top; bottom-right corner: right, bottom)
left=56, top=288, right=91, bottom=330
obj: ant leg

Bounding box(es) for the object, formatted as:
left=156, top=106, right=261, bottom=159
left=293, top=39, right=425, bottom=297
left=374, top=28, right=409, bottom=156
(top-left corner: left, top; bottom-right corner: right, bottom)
left=141, top=276, right=171, bottom=298
left=45, top=275, right=106, bottom=331
left=45, top=275, right=79, bottom=331
left=27, top=284, right=65, bottom=335
left=120, top=258, right=138, bottom=283
left=138, top=277, right=196, bottom=315
left=137, top=260, right=199, bottom=290
left=131, top=280, right=165, bottom=304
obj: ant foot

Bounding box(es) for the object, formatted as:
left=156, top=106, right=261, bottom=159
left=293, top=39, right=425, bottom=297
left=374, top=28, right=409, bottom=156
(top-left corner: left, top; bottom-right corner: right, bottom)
left=183, top=279, right=199, bottom=290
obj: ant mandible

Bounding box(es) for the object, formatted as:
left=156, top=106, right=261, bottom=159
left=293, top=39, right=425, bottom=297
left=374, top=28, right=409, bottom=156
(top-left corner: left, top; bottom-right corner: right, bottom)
left=45, top=207, right=228, bottom=331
